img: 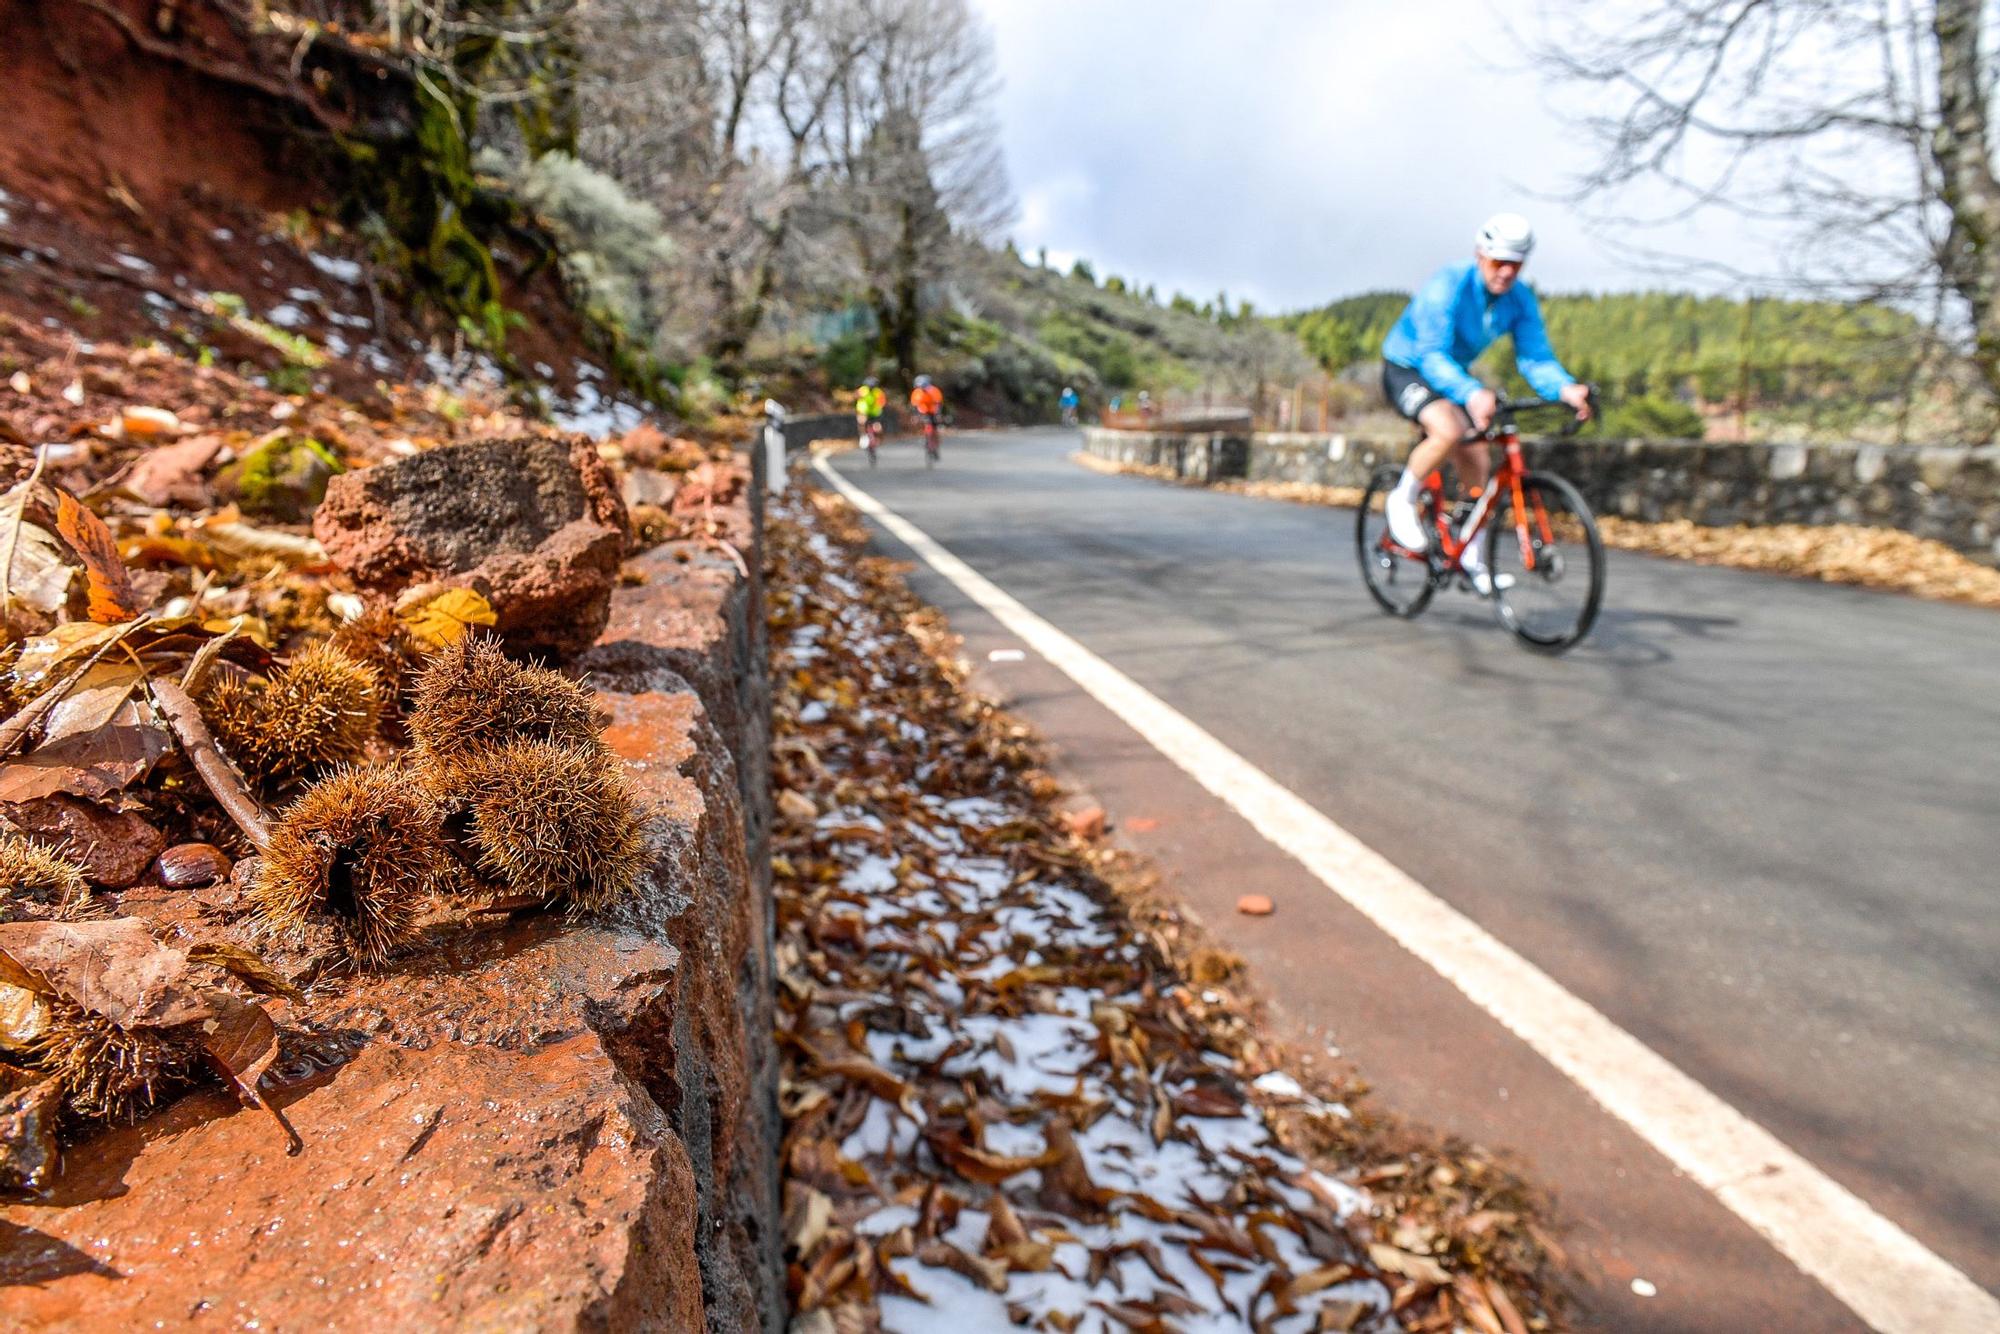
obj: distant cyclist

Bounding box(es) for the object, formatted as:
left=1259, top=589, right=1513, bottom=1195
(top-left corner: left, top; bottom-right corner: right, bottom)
left=854, top=375, right=885, bottom=457
left=855, top=376, right=885, bottom=437
left=1059, top=385, right=1080, bottom=426
left=909, top=375, right=943, bottom=426
left=1380, top=212, right=1592, bottom=595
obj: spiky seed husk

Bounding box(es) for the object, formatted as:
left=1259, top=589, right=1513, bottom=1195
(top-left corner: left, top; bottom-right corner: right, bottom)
left=407, top=635, right=603, bottom=779
left=0, top=833, right=90, bottom=923
left=329, top=605, right=410, bottom=713
left=449, top=740, right=648, bottom=912
left=251, top=764, right=452, bottom=966
left=201, top=642, right=382, bottom=788
left=33, top=1000, right=201, bottom=1123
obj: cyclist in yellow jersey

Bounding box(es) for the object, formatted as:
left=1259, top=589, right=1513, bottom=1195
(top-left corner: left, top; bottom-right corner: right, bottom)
left=854, top=377, right=886, bottom=437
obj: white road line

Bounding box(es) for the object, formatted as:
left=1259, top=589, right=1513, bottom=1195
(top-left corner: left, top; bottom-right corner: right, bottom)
left=813, top=452, right=2000, bottom=1334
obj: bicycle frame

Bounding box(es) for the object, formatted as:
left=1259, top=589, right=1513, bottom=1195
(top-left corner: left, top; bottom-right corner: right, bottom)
left=1379, top=404, right=1570, bottom=578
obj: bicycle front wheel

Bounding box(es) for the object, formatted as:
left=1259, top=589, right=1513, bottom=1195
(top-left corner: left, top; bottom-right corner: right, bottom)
left=1356, top=465, right=1434, bottom=619
left=1484, top=471, right=1604, bottom=653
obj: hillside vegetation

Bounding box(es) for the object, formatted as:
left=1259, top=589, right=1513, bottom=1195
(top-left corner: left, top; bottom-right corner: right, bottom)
left=1287, top=289, right=1944, bottom=442
left=812, top=248, right=1314, bottom=418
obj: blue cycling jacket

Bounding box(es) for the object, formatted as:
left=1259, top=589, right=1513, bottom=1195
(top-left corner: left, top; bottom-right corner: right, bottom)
left=1381, top=262, right=1573, bottom=405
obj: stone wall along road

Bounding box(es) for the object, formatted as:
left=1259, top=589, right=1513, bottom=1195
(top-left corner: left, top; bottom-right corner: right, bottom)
left=1083, top=426, right=2000, bottom=559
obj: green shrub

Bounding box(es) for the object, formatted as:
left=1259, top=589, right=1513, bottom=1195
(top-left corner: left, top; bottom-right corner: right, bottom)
left=509, top=153, right=674, bottom=338
left=1598, top=394, right=1706, bottom=439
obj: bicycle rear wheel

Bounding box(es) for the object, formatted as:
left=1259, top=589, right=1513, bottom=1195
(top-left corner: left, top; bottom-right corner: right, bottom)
left=1356, top=465, right=1435, bottom=618
left=1484, top=471, right=1604, bottom=653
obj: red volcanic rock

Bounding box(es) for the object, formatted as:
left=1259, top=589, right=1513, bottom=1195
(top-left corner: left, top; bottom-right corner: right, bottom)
left=670, top=459, right=747, bottom=514
left=0, top=1038, right=704, bottom=1332
left=1062, top=805, right=1107, bottom=840
left=3, top=795, right=166, bottom=888
left=313, top=436, right=630, bottom=659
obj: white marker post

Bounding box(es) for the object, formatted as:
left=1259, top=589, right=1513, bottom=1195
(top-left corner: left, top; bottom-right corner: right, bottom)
left=763, top=399, right=788, bottom=495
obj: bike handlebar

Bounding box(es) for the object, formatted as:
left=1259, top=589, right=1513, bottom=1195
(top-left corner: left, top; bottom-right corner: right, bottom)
left=1459, top=385, right=1598, bottom=443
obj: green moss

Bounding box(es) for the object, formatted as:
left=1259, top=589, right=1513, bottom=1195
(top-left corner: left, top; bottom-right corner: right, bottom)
left=227, top=435, right=345, bottom=522
left=335, top=85, right=512, bottom=353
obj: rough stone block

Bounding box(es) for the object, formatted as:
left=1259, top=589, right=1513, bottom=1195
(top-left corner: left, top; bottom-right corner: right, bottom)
left=314, top=435, right=631, bottom=659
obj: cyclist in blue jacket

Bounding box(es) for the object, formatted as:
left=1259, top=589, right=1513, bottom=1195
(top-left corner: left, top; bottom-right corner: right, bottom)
left=1380, top=213, right=1592, bottom=594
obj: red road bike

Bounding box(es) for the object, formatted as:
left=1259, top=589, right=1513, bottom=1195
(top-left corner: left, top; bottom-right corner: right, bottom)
left=919, top=413, right=940, bottom=467
left=858, top=416, right=883, bottom=467
left=1356, top=394, right=1606, bottom=653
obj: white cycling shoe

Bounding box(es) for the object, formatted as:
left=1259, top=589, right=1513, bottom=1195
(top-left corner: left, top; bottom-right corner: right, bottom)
left=1385, top=492, right=1430, bottom=552
left=1460, top=549, right=1515, bottom=598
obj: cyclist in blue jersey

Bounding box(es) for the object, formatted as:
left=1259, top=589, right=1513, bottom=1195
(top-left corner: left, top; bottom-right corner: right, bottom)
left=1380, top=213, right=1593, bottom=594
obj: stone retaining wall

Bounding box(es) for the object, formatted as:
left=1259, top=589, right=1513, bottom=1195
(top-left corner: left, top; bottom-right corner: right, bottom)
left=0, top=470, right=781, bottom=1331
left=1083, top=427, right=2000, bottom=559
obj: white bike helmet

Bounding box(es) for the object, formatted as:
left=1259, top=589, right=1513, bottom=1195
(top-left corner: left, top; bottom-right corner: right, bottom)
left=1474, top=212, right=1535, bottom=262
left=915, top=375, right=933, bottom=388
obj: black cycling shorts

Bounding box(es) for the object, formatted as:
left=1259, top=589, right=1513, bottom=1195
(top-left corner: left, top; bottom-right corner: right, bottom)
left=1381, top=361, right=1450, bottom=423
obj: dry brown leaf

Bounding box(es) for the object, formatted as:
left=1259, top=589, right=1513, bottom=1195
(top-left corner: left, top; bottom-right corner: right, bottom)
left=12, top=619, right=139, bottom=683
left=0, top=695, right=171, bottom=803
left=397, top=587, right=498, bottom=651
left=1281, top=1263, right=1356, bottom=1304
left=125, top=434, right=224, bottom=508
left=186, top=941, right=305, bottom=1003
left=982, top=1192, right=1032, bottom=1251
left=118, top=406, right=182, bottom=438
left=0, top=520, right=72, bottom=618
left=32, top=659, right=147, bottom=744
left=194, top=512, right=325, bottom=567
left=52, top=487, right=142, bottom=622
left=0, top=918, right=216, bottom=1028
left=1369, top=1242, right=1450, bottom=1287
left=0, top=984, right=54, bottom=1054
left=785, top=1184, right=835, bottom=1257
left=915, top=1240, right=1008, bottom=1293
left=931, top=1131, right=1048, bottom=1186
left=778, top=789, right=819, bottom=826
left=1173, top=1083, right=1245, bottom=1118
left=1035, top=1119, right=1117, bottom=1219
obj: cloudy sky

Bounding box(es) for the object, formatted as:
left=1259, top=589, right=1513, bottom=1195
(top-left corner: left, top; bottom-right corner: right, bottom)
left=971, top=0, right=1760, bottom=312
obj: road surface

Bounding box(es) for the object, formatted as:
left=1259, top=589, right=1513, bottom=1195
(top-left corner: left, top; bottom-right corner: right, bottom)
left=818, top=427, right=2000, bottom=1333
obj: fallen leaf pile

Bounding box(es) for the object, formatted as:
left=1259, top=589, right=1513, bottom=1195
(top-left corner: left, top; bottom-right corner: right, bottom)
left=1073, top=450, right=2000, bottom=608
left=767, top=487, right=1563, bottom=1333
left=1592, top=516, right=2000, bottom=606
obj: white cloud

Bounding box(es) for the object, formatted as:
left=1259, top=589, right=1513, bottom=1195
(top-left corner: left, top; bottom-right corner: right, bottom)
left=973, top=0, right=1766, bottom=309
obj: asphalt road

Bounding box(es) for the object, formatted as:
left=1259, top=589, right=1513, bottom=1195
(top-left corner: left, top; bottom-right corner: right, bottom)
left=820, top=427, right=2000, bottom=1332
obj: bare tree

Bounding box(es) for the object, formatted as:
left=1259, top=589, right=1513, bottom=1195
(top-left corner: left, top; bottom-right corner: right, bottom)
left=329, top=0, right=1009, bottom=383
left=695, top=0, right=874, bottom=373
left=1531, top=0, right=2000, bottom=411
left=816, top=0, right=1012, bottom=386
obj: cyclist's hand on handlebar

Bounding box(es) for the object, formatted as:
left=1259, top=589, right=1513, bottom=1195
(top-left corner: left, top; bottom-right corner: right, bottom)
left=1560, top=381, right=1595, bottom=421
left=1467, top=387, right=1499, bottom=430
